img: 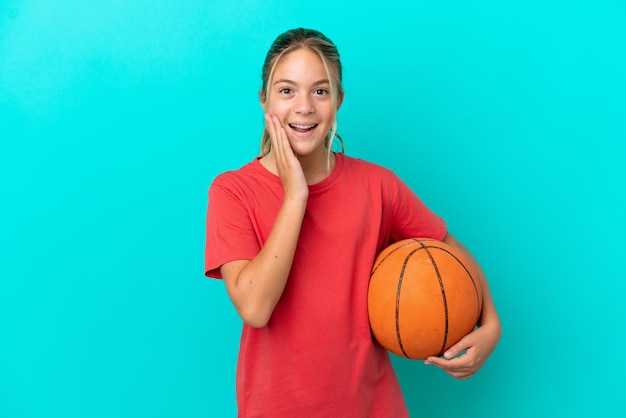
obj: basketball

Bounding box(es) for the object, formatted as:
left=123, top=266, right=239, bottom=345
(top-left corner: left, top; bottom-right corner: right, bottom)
left=368, top=238, right=482, bottom=360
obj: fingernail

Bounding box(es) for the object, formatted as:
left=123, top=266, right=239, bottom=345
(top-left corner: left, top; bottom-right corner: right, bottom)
left=444, top=351, right=452, bottom=359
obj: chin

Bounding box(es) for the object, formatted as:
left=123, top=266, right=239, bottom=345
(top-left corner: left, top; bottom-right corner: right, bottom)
left=287, top=140, right=325, bottom=157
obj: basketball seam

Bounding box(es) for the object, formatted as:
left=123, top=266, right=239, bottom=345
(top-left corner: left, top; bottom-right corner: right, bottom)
left=418, top=245, right=482, bottom=322
left=370, top=238, right=428, bottom=277
left=417, top=243, right=450, bottom=357
left=373, top=238, right=480, bottom=359
left=395, top=248, right=419, bottom=359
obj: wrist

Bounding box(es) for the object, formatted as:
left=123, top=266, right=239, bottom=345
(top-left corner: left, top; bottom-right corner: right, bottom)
left=282, top=194, right=308, bottom=211
left=283, top=189, right=309, bottom=204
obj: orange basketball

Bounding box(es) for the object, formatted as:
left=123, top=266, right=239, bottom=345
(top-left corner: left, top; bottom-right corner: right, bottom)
left=368, top=238, right=482, bottom=360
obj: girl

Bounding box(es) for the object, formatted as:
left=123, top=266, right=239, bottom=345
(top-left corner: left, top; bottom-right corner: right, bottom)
left=205, top=28, right=501, bottom=417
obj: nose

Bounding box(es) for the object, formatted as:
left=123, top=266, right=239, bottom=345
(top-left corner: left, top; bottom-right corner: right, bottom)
left=295, top=93, right=315, bottom=115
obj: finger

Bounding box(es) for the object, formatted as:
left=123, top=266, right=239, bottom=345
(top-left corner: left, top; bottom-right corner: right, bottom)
left=424, top=354, right=463, bottom=369
left=442, top=343, right=466, bottom=360
left=425, top=354, right=476, bottom=373
left=273, top=116, right=289, bottom=160
left=425, top=358, right=475, bottom=379
left=272, top=117, right=298, bottom=169
left=268, top=115, right=290, bottom=164
left=446, top=329, right=479, bottom=357
left=265, top=114, right=280, bottom=155
left=426, top=348, right=482, bottom=376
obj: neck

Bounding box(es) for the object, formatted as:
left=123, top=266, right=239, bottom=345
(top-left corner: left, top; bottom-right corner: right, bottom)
left=298, top=150, right=335, bottom=184
left=260, top=150, right=335, bottom=185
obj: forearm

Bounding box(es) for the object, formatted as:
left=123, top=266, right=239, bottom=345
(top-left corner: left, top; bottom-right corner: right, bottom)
left=224, top=197, right=307, bottom=327
left=443, top=233, right=501, bottom=332
left=425, top=233, right=501, bottom=378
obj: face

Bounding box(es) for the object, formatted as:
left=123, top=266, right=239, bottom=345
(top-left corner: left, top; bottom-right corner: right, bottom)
left=261, top=48, right=340, bottom=158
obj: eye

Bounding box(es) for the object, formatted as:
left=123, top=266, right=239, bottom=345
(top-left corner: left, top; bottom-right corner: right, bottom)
left=314, top=88, right=329, bottom=95
left=279, top=88, right=293, bottom=95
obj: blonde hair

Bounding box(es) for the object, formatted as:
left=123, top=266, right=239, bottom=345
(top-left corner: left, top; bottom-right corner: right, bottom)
left=259, top=28, right=344, bottom=159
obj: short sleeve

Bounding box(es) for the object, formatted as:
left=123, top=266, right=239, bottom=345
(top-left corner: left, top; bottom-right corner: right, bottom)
left=388, top=173, right=447, bottom=242
left=205, top=178, right=261, bottom=279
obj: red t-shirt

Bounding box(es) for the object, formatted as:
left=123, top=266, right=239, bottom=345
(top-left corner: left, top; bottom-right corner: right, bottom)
left=205, top=153, right=446, bottom=417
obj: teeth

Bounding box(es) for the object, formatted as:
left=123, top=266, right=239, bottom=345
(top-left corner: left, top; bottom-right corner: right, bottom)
left=290, top=124, right=317, bottom=130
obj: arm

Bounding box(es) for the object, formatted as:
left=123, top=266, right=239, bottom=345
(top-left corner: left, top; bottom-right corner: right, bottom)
left=220, top=115, right=308, bottom=328
left=424, top=232, right=502, bottom=379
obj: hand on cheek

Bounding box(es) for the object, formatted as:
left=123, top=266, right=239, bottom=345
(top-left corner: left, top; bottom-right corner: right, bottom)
left=265, top=114, right=308, bottom=201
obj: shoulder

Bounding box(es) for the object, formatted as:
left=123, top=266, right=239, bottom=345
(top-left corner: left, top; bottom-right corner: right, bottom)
left=210, top=158, right=276, bottom=191
left=340, top=154, right=400, bottom=183
left=208, top=160, right=257, bottom=203
left=209, top=158, right=282, bottom=208
left=212, top=160, right=256, bottom=186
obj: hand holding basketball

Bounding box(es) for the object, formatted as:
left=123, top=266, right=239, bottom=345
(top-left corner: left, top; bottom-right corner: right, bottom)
left=368, top=234, right=501, bottom=378
left=368, top=238, right=482, bottom=360
left=423, top=233, right=502, bottom=379
left=423, top=320, right=501, bottom=379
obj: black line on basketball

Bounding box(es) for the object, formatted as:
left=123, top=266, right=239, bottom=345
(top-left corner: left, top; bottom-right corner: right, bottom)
left=395, top=247, right=420, bottom=358
left=415, top=241, right=450, bottom=357
left=370, top=239, right=421, bottom=277
left=377, top=238, right=479, bottom=359
left=418, top=244, right=481, bottom=320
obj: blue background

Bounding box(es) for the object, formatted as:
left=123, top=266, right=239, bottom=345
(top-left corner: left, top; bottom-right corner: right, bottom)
left=1, top=1, right=624, bottom=417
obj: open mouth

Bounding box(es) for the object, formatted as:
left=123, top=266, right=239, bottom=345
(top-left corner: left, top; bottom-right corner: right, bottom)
left=288, top=123, right=318, bottom=133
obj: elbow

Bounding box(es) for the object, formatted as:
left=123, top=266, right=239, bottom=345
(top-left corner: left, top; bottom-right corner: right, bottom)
left=245, top=319, right=270, bottom=329
left=237, top=303, right=273, bottom=328
left=242, top=314, right=271, bottom=329
left=224, top=267, right=279, bottom=328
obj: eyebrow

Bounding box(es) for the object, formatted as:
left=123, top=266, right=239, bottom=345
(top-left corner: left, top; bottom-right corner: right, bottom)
left=272, top=78, right=330, bottom=86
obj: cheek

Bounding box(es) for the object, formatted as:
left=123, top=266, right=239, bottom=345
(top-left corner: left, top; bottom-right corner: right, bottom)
left=321, top=107, right=335, bottom=125
left=266, top=101, right=289, bottom=120
left=316, top=99, right=334, bottom=118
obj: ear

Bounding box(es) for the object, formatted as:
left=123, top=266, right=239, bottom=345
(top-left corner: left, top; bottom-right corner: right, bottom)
left=336, top=90, right=345, bottom=110
left=259, top=89, right=267, bottom=112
